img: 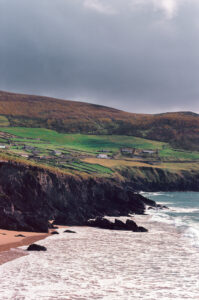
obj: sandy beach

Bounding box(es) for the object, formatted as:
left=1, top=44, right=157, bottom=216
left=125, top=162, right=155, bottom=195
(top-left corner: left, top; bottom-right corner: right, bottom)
left=0, top=229, right=49, bottom=265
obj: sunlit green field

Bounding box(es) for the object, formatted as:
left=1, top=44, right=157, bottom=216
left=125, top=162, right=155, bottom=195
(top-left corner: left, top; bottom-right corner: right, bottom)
left=1, top=127, right=199, bottom=160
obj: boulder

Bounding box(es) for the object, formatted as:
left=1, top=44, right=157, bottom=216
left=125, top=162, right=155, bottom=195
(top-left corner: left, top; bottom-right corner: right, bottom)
left=156, top=204, right=169, bottom=210
left=87, top=217, right=148, bottom=232
left=148, top=207, right=155, bottom=210
left=64, top=230, right=76, bottom=233
left=27, top=244, right=47, bottom=251
left=15, top=234, right=26, bottom=237
left=51, top=231, right=59, bottom=235
left=87, top=217, right=114, bottom=230
left=114, top=219, right=126, bottom=230
left=137, top=226, right=148, bottom=232
left=125, top=219, right=138, bottom=231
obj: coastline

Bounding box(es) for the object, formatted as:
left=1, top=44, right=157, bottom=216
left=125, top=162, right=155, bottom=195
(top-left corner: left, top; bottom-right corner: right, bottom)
left=0, top=229, right=50, bottom=265
left=1, top=215, right=198, bottom=299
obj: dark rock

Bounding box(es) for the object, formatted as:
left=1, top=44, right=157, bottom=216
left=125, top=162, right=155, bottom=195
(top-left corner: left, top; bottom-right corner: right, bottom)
left=148, top=206, right=154, bottom=210
left=111, top=210, right=120, bottom=216
left=141, top=196, right=157, bottom=207
left=137, top=226, right=148, bottom=232
left=87, top=217, right=114, bottom=230
left=0, top=161, right=158, bottom=232
left=27, top=244, right=47, bottom=251
left=125, top=219, right=138, bottom=231
left=48, top=223, right=59, bottom=229
left=114, top=219, right=127, bottom=230
left=15, top=234, right=26, bottom=237
left=51, top=231, right=59, bottom=235
left=156, top=204, right=169, bottom=210
left=87, top=217, right=147, bottom=232
left=48, top=222, right=55, bottom=229
left=64, top=230, right=76, bottom=233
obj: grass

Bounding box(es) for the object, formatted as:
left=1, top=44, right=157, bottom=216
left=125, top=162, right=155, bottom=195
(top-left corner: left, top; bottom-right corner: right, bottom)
left=0, top=116, right=10, bottom=127
left=83, top=158, right=152, bottom=168
left=83, top=157, right=199, bottom=171
left=1, top=127, right=199, bottom=160
left=0, top=126, right=199, bottom=177
left=0, top=127, right=165, bottom=152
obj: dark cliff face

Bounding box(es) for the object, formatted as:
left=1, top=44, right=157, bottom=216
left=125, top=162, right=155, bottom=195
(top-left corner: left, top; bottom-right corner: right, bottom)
left=119, top=167, right=199, bottom=192
left=0, top=162, right=153, bottom=232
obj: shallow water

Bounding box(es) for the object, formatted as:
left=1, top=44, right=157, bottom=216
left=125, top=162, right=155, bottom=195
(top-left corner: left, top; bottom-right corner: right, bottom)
left=142, top=191, right=199, bottom=248
left=0, top=210, right=199, bottom=299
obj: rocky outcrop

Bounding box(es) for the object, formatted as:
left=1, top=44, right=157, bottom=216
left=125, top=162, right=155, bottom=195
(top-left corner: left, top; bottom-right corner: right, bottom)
left=64, top=230, right=76, bottom=233
left=0, top=161, right=154, bottom=233
left=27, top=244, right=47, bottom=251
left=87, top=217, right=148, bottom=232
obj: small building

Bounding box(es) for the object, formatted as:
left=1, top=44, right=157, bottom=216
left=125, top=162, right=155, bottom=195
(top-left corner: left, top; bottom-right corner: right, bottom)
left=0, top=145, right=6, bottom=149
left=142, top=150, right=156, bottom=155
left=97, top=154, right=109, bottom=159
left=21, top=154, right=29, bottom=158
left=121, top=148, right=135, bottom=154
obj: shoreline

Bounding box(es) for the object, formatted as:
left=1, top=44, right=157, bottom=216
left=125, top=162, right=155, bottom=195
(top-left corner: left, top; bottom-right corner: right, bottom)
left=0, top=229, right=50, bottom=265
left=1, top=217, right=197, bottom=299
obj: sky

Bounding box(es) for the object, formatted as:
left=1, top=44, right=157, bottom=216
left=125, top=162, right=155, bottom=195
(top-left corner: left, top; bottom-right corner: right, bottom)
left=0, top=0, right=199, bottom=113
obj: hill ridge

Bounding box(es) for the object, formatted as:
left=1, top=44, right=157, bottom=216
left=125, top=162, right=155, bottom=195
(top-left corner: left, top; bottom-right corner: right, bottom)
left=0, top=90, right=199, bottom=150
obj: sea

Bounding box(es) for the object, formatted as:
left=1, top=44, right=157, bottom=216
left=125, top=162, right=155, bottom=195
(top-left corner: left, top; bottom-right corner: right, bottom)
left=0, top=192, right=199, bottom=300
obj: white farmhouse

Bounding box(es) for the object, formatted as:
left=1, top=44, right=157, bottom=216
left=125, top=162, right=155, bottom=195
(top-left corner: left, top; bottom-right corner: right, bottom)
left=97, top=154, right=109, bottom=159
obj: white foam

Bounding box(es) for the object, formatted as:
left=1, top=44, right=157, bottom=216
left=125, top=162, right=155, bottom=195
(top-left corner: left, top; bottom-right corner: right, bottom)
left=170, top=207, right=199, bottom=213
left=0, top=225, right=199, bottom=299
left=140, top=191, right=165, bottom=196
left=148, top=206, right=199, bottom=250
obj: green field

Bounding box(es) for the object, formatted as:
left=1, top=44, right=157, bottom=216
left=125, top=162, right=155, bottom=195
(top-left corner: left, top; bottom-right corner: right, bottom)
left=0, top=127, right=199, bottom=176
left=1, top=127, right=199, bottom=159
left=0, top=127, right=164, bottom=152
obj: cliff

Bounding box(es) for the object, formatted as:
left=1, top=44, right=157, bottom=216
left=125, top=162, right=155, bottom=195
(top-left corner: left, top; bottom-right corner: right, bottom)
left=0, top=161, right=154, bottom=233
left=118, top=166, right=199, bottom=191
left=1, top=159, right=198, bottom=233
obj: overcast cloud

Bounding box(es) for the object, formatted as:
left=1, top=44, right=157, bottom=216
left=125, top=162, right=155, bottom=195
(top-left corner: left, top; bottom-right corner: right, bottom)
left=0, top=0, right=199, bottom=113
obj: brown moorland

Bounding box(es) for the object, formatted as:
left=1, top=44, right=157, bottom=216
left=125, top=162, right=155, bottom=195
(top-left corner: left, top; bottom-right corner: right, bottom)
left=0, top=90, right=199, bottom=150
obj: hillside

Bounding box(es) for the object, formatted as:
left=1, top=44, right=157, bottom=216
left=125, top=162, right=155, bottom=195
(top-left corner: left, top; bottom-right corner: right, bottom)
left=0, top=90, right=199, bottom=150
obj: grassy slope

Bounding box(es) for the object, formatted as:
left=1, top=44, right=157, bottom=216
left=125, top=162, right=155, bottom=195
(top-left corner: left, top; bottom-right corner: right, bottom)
left=0, top=127, right=199, bottom=181
left=0, top=126, right=199, bottom=192
left=0, top=90, right=199, bottom=150
left=1, top=127, right=199, bottom=160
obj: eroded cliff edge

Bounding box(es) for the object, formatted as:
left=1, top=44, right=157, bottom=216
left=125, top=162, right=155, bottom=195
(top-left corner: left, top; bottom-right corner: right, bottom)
left=0, top=161, right=155, bottom=232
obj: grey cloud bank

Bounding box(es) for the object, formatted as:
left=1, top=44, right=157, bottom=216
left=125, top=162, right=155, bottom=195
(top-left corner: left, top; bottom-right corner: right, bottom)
left=0, top=0, right=199, bottom=113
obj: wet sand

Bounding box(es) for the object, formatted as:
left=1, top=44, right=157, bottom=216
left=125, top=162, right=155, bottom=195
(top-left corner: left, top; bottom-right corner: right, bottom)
left=0, top=229, right=50, bottom=265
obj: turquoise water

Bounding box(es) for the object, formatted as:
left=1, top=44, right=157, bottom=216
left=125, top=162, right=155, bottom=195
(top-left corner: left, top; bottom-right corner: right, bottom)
left=142, top=192, right=199, bottom=247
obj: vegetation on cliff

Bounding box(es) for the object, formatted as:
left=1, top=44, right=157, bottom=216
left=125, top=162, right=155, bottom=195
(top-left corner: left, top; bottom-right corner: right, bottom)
left=0, top=161, right=154, bottom=232
left=0, top=90, right=199, bottom=232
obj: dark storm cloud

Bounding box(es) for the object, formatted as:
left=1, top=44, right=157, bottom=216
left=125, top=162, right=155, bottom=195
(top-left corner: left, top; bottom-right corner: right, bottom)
left=0, top=0, right=199, bottom=113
